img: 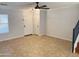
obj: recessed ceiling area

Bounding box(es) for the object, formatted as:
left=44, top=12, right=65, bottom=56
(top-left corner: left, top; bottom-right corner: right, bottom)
left=0, top=2, right=79, bottom=9
left=40, top=2, right=79, bottom=9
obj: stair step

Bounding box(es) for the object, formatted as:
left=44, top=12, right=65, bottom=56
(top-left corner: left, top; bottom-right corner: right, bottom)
left=77, top=43, right=79, bottom=48
left=75, top=42, right=79, bottom=54
left=77, top=42, right=79, bottom=46
left=76, top=47, right=79, bottom=54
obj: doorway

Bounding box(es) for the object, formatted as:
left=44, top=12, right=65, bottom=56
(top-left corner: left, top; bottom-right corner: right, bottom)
left=22, top=8, right=33, bottom=36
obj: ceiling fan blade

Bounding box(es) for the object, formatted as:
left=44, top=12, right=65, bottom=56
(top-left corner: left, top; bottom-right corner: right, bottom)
left=40, top=5, right=47, bottom=8
left=40, top=7, right=50, bottom=9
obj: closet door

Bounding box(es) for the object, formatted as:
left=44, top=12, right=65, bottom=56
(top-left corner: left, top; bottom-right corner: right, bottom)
left=23, top=8, right=33, bottom=35
left=33, top=9, right=40, bottom=35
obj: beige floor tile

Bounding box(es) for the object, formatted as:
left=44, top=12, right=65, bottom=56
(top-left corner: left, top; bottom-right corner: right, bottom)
left=0, top=35, right=79, bottom=57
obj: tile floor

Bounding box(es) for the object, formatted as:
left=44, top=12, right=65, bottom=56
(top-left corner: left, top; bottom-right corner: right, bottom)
left=0, top=35, right=79, bottom=57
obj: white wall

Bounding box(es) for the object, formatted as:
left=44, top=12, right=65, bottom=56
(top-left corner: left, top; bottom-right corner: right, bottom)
left=0, top=9, right=24, bottom=41
left=0, top=5, right=79, bottom=42
left=40, top=9, right=47, bottom=35
left=46, top=6, right=79, bottom=41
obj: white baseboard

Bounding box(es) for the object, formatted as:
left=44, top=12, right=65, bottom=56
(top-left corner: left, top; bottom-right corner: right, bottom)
left=0, top=35, right=24, bottom=42
left=46, top=34, right=72, bottom=41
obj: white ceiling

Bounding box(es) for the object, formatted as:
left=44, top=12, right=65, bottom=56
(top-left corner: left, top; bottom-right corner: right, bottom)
left=0, top=2, right=33, bottom=9
left=0, top=2, right=33, bottom=6
left=40, top=2, right=79, bottom=9
left=0, top=2, right=79, bottom=9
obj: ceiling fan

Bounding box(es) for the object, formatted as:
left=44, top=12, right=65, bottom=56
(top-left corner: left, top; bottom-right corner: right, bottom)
left=35, top=2, right=50, bottom=9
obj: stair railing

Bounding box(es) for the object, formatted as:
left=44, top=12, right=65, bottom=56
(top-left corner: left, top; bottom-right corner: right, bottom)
left=72, top=20, right=79, bottom=52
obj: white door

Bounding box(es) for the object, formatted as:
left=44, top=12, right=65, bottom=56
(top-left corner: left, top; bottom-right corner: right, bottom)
left=23, top=8, right=33, bottom=35
left=33, top=9, right=40, bottom=35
